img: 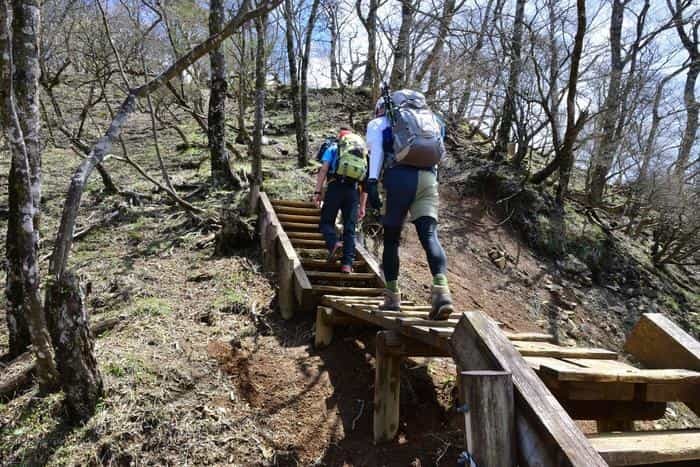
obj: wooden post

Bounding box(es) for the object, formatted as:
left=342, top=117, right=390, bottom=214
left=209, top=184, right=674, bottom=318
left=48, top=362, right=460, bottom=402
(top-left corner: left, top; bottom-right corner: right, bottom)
left=460, top=371, right=516, bottom=467
left=315, top=307, right=334, bottom=348
left=451, top=312, right=607, bottom=467
left=374, top=330, right=401, bottom=444
left=277, top=243, right=294, bottom=319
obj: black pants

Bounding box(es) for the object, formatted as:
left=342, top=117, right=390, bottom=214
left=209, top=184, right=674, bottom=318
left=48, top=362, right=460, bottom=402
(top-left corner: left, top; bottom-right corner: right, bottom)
left=319, top=180, right=359, bottom=266
left=383, top=216, right=447, bottom=282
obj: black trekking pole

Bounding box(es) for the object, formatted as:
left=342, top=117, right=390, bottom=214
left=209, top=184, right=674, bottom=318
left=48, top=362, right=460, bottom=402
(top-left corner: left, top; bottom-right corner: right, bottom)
left=381, top=81, right=396, bottom=125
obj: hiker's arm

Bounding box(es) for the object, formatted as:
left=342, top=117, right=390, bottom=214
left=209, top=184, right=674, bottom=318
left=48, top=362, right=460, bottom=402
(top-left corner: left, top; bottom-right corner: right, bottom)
left=366, top=119, right=384, bottom=180
left=359, top=191, right=368, bottom=220
left=313, top=162, right=330, bottom=207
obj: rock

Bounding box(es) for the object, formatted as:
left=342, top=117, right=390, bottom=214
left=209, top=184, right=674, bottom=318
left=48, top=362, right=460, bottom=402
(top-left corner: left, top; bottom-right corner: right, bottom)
left=261, top=136, right=270, bottom=145
left=558, top=254, right=591, bottom=276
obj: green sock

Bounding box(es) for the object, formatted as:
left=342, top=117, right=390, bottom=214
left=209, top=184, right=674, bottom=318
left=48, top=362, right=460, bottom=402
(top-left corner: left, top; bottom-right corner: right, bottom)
left=433, top=274, right=448, bottom=287
left=386, top=280, right=399, bottom=292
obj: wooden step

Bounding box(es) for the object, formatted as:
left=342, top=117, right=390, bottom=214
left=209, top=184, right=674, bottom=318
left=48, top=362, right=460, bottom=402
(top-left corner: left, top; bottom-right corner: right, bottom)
left=274, top=205, right=321, bottom=216
left=287, top=232, right=324, bottom=240
left=588, top=430, right=700, bottom=466
left=301, top=259, right=367, bottom=270
left=272, top=199, right=316, bottom=208
left=278, top=213, right=321, bottom=224
left=504, top=332, right=555, bottom=343
left=312, top=286, right=384, bottom=296
left=539, top=366, right=700, bottom=384
left=306, top=271, right=378, bottom=281
left=281, top=222, right=319, bottom=231
left=291, top=238, right=327, bottom=248
left=511, top=341, right=618, bottom=360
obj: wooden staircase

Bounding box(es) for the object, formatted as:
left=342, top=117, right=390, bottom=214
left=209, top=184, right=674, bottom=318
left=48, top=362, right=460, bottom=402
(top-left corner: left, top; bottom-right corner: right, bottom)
left=257, top=194, right=700, bottom=466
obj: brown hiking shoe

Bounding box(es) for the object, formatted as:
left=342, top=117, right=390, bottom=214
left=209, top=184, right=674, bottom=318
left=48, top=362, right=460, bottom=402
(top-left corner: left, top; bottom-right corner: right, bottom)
left=378, top=289, right=401, bottom=311
left=429, top=285, right=454, bottom=320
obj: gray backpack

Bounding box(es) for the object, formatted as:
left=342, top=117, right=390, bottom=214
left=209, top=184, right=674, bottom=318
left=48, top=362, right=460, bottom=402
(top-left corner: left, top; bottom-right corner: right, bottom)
left=390, top=89, right=445, bottom=168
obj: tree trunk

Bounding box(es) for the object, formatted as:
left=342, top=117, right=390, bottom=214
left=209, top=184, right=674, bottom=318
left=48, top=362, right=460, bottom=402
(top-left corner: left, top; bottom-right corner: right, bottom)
left=494, top=0, right=526, bottom=159
left=329, top=10, right=338, bottom=88
left=299, top=0, right=321, bottom=166
left=283, top=0, right=304, bottom=166
left=675, top=60, right=699, bottom=182
left=250, top=12, right=267, bottom=213
left=1, top=0, right=59, bottom=389
left=358, top=0, right=379, bottom=88
left=208, top=0, right=238, bottom=187
left=587, top=0, right=624, bottom=205
left=389, top=0, right=414, bottom=89
left=45, top=272, right=103, bottom=423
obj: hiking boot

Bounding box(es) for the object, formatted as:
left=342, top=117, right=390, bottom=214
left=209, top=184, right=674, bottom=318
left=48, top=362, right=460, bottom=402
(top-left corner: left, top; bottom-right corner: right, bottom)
left=327, top=241, right=343, bottom=263
left=429, top=285, right=454, bottom=320
left=378, top=289, right=401, bottom=311
left=340, top=264, right=353, bottom=274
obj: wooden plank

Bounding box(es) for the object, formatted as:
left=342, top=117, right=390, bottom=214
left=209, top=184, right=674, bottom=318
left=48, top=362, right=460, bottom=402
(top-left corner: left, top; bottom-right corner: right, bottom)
left=258, top=192, right=280, bottom=273
left=290, top=238, right=328, bottom=249
left=624, top=313, right=700, bottom=415
left=539, top=365, right=700, bottom=384
left=281, top=221, right=319, bottom=231
left=305, top=271, right=377, bottom=281
left=380, top=330, right=449, bottom=357
left=274, top=205, right=321, bottom=216
left=512, top=341, right=619, bottom=360
left=355, top=242, right=386, bottom=287
left=301, top=259, right=367, bottom=270
left=451, top=312, right=607, bottom=467
left=374, top=331, right=402, bottom=443
left=372, top=310, right=431, bottom=318
left=312, top=285, right=384, bottom=296
left=271, top=199, right=316, bottom=208
left=287, top=231, right=324, bottom=240
left=397, top=317, right=459, bottom=327
left=277, top=213, right=321, bottom=223
left=460, top=371, right=516, bottom=467
left=588, top=430, right=700, bottom=466
left=504, top=332, right=555, bottom=343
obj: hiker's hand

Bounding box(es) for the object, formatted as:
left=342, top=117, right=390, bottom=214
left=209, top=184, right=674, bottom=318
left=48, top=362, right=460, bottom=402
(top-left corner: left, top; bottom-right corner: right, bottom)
left=366, top=179, right=381, bottom=210
left=313, top=192, right=322, bottom=208
left=358, top=205, right=366, bottom=221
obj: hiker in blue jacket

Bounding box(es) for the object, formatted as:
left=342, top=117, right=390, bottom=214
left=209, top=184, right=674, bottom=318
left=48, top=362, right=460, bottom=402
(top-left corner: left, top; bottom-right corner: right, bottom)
left=313, top=128, right=368, bottom=273
left=365, top=92, right=454, bottom=320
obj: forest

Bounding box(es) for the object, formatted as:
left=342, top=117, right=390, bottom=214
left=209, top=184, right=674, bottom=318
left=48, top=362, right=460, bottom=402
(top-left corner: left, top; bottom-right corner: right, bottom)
left=1, top=0, right=698, bottom=465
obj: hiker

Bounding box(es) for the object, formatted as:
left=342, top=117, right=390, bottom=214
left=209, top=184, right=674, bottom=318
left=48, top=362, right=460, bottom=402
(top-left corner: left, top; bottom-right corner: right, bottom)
left=313, top=128, right=369, bottom=273
left=365, top=88, right=454, bottom=320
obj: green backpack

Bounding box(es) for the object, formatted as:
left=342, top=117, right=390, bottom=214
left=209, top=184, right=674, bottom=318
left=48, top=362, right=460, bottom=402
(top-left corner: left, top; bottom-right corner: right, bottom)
left=335, top=133, right=368, bottom=181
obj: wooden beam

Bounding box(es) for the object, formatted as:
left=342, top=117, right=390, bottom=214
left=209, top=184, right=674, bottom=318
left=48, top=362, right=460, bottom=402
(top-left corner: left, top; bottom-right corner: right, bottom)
left=587, top=430, right=700, bottom=466
left=274, top=205, right=321, bottom=216
left=504, top=332, right=555, bottom=343
left=374, top=331, right=402, bottom=444
left=460, top=371, right=516, bottom=467
left=277, top=213, right=320, bottom=223
left=281, top=221, right=319, bottom=231
left=512, top=341, right=619, bottom=360
left=271, top=199, right=316, bottom=208
left=302, top=258, right=367, bottom=271
left=290, top=238, right=327, bottom=249
left=380, top=330, right=449, bottom=357
left=624, top=313, right=700, bottom=415
left=451, top=312, right=607, bottom=467
left=312, top=285, right=385, bottom=296
left=287, top=231, right=324, bottom=240
left=624, top=314, right=700, bottom=371
left=355, top=242, right=386, bottom=287
left=305, top=271, right=378, bottom=281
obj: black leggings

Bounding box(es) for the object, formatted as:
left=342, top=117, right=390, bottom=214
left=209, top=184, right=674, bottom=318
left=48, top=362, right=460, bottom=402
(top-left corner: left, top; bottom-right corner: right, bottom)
left=383, top=216, right=447, bottom=282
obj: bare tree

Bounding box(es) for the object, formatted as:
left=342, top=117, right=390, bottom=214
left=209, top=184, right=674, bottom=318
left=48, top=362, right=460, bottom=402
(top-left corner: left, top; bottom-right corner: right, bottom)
left=494, top=0, right=526, bottom=159
left=389, top=0, right=416, bottom=89
left=209, top=0, right=239, bottom=187
left=357, top=0, right=382, bottom=88
left=668, top=0, right=699, bottom=185
left=1, top=0, right=59, bottom=388
left=250, top=11, right=268, bottom=212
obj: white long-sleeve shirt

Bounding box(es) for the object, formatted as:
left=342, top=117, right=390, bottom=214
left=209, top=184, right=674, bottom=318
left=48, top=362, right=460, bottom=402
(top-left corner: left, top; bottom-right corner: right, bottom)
left=365, top=116, right=390, bottom=180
